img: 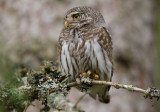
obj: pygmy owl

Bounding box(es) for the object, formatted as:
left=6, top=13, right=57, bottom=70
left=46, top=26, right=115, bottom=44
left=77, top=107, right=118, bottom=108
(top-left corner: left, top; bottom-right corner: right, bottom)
left=58, top=6, right=113, bottom=103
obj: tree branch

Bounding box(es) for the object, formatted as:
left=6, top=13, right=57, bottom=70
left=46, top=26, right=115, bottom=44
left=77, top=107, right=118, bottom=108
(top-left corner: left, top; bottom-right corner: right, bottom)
left=67, top=79, right=160, bottom=100
left=1, top=61, right=159, bottom=112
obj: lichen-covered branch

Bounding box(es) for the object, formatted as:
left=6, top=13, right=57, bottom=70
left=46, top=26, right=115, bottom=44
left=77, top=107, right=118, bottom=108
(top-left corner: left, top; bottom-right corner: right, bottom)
left=26, top=61, right=84, bottom=112
left=0, top=61, right=159, bottom=112
left=0, top=61, right=84, bottom=112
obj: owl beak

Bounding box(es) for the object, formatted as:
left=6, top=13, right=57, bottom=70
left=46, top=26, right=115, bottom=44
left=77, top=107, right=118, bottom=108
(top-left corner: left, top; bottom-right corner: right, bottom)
left=65, top=21, right=69, bottom=28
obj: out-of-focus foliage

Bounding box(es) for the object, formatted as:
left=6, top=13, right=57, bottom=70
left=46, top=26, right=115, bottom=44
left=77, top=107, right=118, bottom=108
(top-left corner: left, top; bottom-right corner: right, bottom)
left=0, top=40, right=19, bottom=85
left=0, top=40, right=32, bottom=112
left=0, top=86, right=32, bottom=112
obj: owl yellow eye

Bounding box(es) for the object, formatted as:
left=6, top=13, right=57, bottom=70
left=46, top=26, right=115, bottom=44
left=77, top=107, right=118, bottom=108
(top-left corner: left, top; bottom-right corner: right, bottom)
left=73, top=14, right=79, bottom=19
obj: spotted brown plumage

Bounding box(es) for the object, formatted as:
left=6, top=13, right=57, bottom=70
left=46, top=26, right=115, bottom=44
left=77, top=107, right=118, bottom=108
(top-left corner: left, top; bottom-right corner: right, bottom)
left=58, top=6, right=113, bottom=103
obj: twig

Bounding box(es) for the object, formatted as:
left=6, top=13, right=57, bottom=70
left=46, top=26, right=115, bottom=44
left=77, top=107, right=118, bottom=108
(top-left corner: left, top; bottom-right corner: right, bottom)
left=92, top=80, right=146, bottom=94
left=67, top=79, right=160, bottom=100
left=73, top=91, right=90, bottom=108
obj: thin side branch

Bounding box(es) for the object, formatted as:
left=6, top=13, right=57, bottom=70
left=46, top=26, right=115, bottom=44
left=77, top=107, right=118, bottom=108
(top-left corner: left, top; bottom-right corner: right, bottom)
left=73, top=91, right=90, bottom=108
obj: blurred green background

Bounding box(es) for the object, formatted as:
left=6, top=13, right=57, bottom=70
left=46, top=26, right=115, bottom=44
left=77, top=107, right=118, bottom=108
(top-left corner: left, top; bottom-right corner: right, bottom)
left=0, top=0, right=159, bottom=112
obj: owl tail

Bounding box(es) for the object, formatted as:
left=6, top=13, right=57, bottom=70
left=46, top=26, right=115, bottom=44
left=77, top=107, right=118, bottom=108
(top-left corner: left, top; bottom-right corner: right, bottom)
left=89, top=85, right=111, bottom=103
left=98, top=91, right=110, bottom=103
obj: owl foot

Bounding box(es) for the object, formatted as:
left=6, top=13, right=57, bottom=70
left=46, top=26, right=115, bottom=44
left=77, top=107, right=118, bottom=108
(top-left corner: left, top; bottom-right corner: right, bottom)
left=79, top=70, right=99, bottom=79
left=78, top=70, right=99, bottom=92
left=78, top=76, right=92, bottom=92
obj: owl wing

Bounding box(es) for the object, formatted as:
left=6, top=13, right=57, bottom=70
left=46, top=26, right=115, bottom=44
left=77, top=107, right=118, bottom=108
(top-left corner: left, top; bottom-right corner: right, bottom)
left=87, top=26, right=113, bottom=103
left=88, top=26, right=113, bottom=80
left=99, top=27, right=113, bottom=80
left=98, top=27, right=113, bottom=63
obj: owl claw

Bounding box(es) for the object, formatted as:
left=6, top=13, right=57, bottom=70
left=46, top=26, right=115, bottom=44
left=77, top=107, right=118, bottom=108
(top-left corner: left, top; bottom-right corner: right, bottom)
left=79, top=72, right=87, bottom=77
left=92, top=73, right=99, bottom=79
left=79, top=70, right=99, bottom=79
left=87, top=70, right=92, bottom=76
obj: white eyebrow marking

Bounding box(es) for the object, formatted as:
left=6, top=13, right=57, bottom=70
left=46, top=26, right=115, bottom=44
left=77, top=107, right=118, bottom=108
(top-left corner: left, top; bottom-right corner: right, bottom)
left=70, top=12, right=79, bottom=15
left=66, top=12, right=80, bottom=21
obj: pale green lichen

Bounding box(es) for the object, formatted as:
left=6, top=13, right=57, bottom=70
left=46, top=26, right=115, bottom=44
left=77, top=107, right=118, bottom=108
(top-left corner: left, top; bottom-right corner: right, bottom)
left=127, top=85, right=134, bottom=91
left=27, top=61, right=69, bottom=110
left=145, top=87, right=160, bottom=100
left=0, top=61, right=84, bottom=112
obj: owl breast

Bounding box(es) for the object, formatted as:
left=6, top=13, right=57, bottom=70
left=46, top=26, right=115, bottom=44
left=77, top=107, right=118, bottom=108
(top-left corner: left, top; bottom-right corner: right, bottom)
left=59, top=27, right=113, bottom=82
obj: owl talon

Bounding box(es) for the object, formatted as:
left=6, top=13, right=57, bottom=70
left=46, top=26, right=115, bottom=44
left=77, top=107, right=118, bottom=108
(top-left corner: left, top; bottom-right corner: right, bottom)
left=87, top=70, right=92, bottom=76
left=92, top=73, right=99, bottom=79
left=79, top=72, right=87, bottom=77
left=79, top=70, right=99, bottom=79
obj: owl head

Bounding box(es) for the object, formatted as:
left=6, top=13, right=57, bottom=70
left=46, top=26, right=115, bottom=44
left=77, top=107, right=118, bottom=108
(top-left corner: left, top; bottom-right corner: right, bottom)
left=64, top=6, right=106, bottom=29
